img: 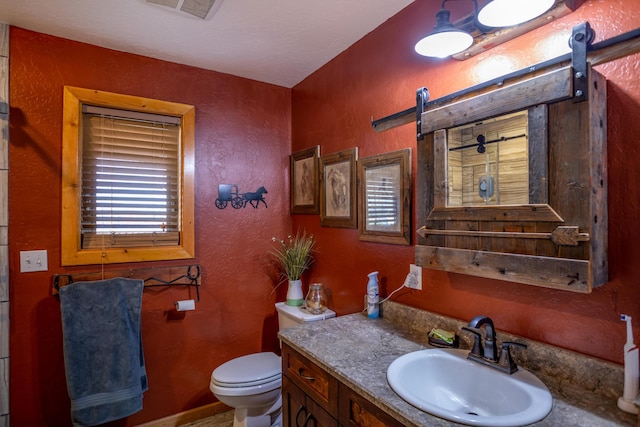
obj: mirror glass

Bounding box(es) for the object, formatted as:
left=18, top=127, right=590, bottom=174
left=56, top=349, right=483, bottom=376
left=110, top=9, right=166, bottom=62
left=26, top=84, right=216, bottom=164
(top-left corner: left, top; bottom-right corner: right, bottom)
left=447, top=110, right=529, bottom=206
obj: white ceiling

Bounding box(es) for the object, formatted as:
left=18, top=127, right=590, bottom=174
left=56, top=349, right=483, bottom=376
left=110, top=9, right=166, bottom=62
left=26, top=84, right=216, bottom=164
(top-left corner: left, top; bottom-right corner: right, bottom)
left=0, top=0, right=415, bottom=88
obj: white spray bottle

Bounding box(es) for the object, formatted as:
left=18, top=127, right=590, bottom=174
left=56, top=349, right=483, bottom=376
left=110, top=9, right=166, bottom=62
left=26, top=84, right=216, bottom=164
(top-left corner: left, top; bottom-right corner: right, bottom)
left=366, top=271, right=379, bottom=319
left=617, top=314, right=639, bottom=414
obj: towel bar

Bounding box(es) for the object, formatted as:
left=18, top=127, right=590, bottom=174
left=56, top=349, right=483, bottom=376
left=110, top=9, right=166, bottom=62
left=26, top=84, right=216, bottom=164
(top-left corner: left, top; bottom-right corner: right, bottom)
left=143, top=265, right=201, bottom=302
left=53, top=264, right=201, bottom=302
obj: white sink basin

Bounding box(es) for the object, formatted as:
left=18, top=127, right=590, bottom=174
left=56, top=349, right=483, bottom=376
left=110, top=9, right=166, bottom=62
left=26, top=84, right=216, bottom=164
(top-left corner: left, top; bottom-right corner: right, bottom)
left=387, top=348, right=552, bottom=427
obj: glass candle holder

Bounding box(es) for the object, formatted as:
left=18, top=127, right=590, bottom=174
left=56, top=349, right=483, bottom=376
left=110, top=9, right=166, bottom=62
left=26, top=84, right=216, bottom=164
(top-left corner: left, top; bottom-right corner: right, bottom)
left=305, top=283, right=327, bottom=314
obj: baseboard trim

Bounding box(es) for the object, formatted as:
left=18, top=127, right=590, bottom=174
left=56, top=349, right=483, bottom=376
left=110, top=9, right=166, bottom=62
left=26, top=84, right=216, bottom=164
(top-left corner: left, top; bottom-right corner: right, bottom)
left=135, top=402, right=232, bottom=427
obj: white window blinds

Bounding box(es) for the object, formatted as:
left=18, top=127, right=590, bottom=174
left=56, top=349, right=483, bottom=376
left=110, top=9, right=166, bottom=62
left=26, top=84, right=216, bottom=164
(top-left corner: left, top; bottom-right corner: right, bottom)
left=81, top=105, right=182, bottom=249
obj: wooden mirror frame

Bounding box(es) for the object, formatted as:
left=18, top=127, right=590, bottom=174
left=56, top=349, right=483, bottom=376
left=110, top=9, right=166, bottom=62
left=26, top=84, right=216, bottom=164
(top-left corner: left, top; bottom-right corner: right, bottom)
left=415, top=65, right=607, bottom=293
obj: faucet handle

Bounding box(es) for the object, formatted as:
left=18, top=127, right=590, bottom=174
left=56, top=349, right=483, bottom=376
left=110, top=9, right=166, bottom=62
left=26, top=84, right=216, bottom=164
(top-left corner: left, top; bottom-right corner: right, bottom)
left=461, top=327, right=483, bottom=357
left=499, top=341, right=527, bottom=374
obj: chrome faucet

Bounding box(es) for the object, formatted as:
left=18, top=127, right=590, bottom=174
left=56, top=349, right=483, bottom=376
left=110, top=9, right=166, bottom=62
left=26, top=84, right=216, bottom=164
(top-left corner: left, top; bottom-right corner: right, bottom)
left=462, top=315, right=527, bottom=375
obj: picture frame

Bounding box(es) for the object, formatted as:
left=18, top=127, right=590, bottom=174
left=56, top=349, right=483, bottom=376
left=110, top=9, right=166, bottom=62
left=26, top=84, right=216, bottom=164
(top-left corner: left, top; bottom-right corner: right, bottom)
left=290, top=146, right=320, bottom=214
left=357, top=149, right=411, bottom=245
left=320, top=148, right=358, bottom=228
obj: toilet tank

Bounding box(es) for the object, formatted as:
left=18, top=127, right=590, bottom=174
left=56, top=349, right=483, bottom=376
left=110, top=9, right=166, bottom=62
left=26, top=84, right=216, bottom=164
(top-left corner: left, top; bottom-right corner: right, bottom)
left=275, top=302, right=336, bottom=330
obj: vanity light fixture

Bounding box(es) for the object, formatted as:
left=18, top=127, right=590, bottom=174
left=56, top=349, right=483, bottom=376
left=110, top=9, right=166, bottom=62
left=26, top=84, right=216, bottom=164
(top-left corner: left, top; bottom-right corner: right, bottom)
left=477, top=0, right=555, bottom=28
left=415, top=0, right=560, bottom=58
left=414, top=0, right=477, bottom=58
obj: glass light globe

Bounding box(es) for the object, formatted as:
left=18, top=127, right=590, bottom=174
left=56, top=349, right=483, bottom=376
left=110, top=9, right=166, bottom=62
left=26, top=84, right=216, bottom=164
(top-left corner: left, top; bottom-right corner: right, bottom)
left=414, top=30, right=474, bottom=58
left=478, top=0, right=555, bottom=28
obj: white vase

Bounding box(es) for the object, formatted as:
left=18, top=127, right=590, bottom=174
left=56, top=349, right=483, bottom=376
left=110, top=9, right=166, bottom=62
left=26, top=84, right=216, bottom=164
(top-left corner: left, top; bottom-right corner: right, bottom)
left=286, top=279, right=304, bottom=306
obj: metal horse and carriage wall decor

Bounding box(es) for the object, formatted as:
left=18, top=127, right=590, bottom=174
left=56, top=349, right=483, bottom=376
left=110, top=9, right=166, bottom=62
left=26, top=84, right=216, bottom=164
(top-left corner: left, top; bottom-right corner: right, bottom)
left=215, top=184, right=268, bottom=209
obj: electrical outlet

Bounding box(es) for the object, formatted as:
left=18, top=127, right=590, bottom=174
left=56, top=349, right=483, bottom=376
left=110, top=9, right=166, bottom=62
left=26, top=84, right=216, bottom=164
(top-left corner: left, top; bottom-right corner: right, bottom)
left=405, top=264, right=422, bottom=290
left=20, top=250, right=48, bottom=273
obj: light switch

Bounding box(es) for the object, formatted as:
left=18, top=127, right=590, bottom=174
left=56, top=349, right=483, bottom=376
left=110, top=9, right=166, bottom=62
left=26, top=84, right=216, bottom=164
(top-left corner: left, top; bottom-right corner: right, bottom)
left=20, top=250, right=48, bottom=273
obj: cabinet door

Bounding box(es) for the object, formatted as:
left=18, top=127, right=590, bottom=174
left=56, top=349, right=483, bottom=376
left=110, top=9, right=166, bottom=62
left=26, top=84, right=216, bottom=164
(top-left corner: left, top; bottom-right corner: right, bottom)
left=305, top=394, right=338, bottom=427
left=283, top=376, right=338, bottom=427
left=283, top=376, right=308, bottom=427
left=338, top=384, right=404, bottom=427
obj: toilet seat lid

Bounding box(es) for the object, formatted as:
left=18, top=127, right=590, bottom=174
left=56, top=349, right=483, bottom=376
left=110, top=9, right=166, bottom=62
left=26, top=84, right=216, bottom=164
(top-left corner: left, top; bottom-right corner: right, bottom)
left=212, top=352, right=281, bottom=386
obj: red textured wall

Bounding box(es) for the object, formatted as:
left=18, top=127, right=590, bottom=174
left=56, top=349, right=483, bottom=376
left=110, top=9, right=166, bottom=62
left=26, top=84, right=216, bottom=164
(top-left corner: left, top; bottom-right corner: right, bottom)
left=9, top=29, right=291, bottom=425
left=8, top=0, right=640, bottom=425
left=293, top=0, right=640, bottom=364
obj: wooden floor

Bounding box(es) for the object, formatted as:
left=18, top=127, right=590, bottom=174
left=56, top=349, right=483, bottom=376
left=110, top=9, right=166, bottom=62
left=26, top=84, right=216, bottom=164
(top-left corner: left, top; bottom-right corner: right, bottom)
left=135, top=404, right=235, bottom=427
left=180, top=410, right=234, bottom=427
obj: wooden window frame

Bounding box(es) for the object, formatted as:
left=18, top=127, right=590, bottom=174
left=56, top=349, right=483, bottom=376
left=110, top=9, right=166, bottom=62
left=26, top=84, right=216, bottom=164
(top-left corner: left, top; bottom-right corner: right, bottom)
left=61, top=86, right=195, bottom=265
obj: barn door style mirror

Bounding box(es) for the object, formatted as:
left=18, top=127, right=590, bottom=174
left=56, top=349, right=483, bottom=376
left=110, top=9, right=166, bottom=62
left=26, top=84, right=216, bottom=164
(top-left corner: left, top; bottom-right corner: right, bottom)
left=372, top=23, right=640, bottom=292
left=415, top=60, right=607, bottom=293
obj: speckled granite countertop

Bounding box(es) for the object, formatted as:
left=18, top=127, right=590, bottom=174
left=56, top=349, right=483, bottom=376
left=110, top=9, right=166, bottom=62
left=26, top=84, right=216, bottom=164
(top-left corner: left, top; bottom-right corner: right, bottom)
left=278, top=302, right=637, bottom=427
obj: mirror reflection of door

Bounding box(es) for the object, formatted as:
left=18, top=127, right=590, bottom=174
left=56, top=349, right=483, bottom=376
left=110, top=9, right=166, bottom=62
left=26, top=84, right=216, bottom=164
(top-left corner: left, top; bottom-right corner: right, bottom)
left=446, top=110, right=529, bottom=207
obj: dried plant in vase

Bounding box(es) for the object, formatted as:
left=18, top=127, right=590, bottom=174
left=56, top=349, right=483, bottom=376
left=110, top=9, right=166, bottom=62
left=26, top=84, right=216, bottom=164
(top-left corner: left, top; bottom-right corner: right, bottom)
left=271, top=230, right=316, bottom=306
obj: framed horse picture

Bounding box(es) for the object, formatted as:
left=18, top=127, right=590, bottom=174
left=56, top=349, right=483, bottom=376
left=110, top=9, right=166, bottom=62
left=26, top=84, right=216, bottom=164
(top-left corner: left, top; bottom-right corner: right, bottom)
left=290, top=146, right=320, bottom=214
left=320, top=148, right=358, bottom=228
left=357, top=149, right=411, bottom=245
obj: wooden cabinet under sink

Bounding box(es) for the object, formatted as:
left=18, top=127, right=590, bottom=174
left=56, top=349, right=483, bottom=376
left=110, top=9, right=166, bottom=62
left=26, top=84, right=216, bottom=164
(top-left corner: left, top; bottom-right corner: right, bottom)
left=282, top=344, right=404, bottom=427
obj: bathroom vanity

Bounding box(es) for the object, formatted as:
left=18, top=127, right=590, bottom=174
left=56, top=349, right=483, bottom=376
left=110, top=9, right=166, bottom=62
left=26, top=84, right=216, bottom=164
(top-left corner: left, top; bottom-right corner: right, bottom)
left=282, top=343, right=404, bottom=427
left=278, top=302, right=637, bottom=427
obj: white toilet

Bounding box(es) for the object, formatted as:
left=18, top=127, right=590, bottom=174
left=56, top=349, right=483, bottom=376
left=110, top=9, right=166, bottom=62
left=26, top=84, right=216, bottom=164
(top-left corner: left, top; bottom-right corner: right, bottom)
left=210, top=302, right=336, bottom=427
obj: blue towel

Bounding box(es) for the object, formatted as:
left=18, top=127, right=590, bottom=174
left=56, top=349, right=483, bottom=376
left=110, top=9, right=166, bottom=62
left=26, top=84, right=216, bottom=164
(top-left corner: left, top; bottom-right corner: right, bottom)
left=59, top=277, right=148, bottom=426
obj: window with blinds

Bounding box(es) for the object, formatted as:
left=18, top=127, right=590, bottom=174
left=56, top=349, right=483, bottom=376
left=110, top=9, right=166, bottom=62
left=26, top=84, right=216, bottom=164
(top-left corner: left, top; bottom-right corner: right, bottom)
left=62, top=86, right=195, bottom=266
left=81, top=106, right=181, bottom=249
